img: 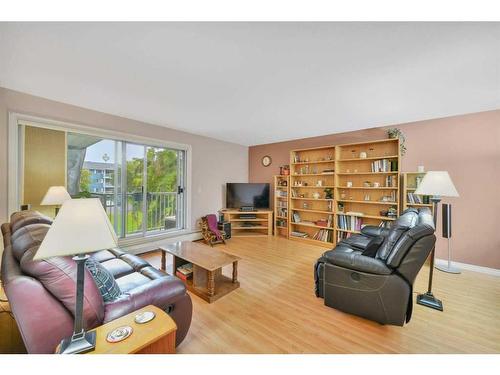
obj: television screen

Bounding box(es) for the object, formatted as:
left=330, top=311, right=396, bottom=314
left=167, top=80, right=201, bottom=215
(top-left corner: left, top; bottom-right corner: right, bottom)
left=226, top=183, right=270, bottom=209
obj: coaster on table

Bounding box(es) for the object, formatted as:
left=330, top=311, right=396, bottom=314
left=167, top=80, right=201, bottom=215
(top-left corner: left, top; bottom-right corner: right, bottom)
left=106, top=326, right=133, bottom=343
left=134, top=311, right=156, bottom=324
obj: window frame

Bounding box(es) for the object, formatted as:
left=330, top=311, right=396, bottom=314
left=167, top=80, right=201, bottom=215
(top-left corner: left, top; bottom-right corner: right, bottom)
left=8, top=112, right=192, bottom=247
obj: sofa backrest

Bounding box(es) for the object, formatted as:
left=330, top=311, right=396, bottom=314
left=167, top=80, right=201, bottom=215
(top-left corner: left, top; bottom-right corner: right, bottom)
left=10, top=210, right=53, bottom=233
left=386, top=208, right=435, bottom=268
left=375, top=208, right=419, bottom=260
left=388, top=208, right=436, bottom=283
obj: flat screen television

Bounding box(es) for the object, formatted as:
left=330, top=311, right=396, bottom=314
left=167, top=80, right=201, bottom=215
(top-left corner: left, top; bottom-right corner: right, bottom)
left=226, top=183, right=270, bottom=209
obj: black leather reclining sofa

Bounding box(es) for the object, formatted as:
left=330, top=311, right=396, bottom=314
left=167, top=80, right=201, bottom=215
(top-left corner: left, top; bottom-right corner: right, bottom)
left=314, top=208, right=436, bottom=326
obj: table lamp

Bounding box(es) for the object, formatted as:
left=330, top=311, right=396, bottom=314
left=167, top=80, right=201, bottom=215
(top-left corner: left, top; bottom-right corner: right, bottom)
left=34, top=198, right=118, bottom=354
left=40, top=186, right=72, bottom=216
left=414, top=171, right=459, bottom=311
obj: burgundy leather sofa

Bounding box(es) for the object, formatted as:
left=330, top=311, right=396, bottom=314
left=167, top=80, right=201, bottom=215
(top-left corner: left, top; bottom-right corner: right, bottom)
left=1, top=210, right=192, bottom=353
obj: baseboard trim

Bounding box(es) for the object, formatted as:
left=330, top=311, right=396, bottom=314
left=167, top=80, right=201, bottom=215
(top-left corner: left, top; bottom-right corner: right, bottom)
left=122, top=231, right=203, bottom=255
left=435, top=258, right=500, bottom=277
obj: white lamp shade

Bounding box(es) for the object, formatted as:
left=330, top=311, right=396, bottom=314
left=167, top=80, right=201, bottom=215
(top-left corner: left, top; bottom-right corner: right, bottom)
left=414, top=171, right=459, bottom=197
left=34, top=198, right=118, bottom=260
left=40, top=186, right=72, bottom=206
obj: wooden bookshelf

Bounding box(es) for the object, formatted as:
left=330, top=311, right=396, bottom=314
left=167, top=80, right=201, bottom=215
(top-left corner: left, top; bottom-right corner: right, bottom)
left=401, top=172, right=434, bottom=214
left=289, top=145, right=335, bottom=247
left=334, top=138, right=400, bottom=243
left=273, top=175, right=290, bottom=238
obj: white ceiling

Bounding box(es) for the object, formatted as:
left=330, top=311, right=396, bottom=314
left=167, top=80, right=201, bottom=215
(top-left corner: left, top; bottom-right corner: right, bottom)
left=1, top=22, right=499, bottom=146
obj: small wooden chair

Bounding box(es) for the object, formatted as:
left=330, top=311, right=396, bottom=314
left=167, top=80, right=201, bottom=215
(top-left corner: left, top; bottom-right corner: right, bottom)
left=200, top=215, right=226, bottom=247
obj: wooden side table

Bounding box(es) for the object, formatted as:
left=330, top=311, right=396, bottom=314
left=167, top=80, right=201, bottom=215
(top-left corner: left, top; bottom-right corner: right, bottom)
left=56, top=305, right=177, bottom=354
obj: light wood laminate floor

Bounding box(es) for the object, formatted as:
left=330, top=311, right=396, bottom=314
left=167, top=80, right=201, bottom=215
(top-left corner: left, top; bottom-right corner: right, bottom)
left=141, top=236, right=500, bottom=354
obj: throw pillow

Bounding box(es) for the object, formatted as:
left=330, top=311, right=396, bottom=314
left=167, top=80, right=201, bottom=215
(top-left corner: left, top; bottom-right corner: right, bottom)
left=362, top=235, right=385, bottom=258
left=85, top=258, right=121, bottom=302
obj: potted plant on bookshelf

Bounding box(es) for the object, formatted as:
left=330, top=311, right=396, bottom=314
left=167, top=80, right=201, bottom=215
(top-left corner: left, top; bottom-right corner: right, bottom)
left=387, top=128, right=407, bottom=156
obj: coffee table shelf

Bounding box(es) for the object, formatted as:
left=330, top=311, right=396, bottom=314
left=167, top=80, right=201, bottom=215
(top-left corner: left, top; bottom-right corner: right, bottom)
left=160, top=241, right=241, bottom=303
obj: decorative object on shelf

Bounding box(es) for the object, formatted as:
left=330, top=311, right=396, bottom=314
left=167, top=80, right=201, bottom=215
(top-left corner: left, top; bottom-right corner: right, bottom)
left=373, top=182, right=380, bottom=188
left=40, top=186, right=72, bottom=216
left=312, top=192, right=321, bottom=199
left=364, top=194, right=371, bottom=201
left=34, top=198, right=118, bottom=354
left=387, top=128, right=406, bottom=155
left=316, top=180, right=323, bottom=187
left=261, top=155, right=272, bottom=167
left=359, top=151, right=367, bottom=159
left=134, top=311, right=156, bottom=324
left=303, top=202, right=309, bottom=209
left=106, top=326, right=133, bottom=343
left=414, top=171, right=459, bottom=311
left=363, top=181, right=371, bottom=187
left=346, top=181, right=353, bottom=188
left=279, top=165, right=290, bottom=175
left=324, top=188, right=333, bottom=199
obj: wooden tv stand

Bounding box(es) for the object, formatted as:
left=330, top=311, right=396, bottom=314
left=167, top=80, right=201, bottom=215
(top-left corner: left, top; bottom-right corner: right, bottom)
left=220, top=209, right=273, bottom=237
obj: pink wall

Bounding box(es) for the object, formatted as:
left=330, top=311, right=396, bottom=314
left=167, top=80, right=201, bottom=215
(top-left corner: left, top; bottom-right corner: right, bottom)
left=249, top=110, right=500, bottom=269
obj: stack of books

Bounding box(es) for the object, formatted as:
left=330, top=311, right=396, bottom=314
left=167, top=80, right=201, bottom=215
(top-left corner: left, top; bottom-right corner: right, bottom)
left=176, top=263, right=193, bottom=282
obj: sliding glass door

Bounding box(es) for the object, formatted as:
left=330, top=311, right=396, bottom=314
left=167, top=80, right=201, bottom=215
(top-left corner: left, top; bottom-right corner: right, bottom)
left=67, top=132, right=186, bottom=239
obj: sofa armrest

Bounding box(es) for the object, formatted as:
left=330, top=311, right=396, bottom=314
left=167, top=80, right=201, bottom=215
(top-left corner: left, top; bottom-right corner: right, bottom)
left=361, top=225, right=389, bottom=238
left=103, top=276, right=187, bottom=323
left=329, top=250, right=392, bottom=275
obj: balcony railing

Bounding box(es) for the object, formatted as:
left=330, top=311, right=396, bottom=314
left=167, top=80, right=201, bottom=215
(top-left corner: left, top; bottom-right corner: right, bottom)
left=90, top=191, right=177, bottom=234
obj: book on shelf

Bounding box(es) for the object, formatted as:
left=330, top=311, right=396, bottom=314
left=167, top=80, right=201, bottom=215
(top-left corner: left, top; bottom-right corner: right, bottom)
left=176, top=270, right=191, bottom=281
left=337, top=213, right=363, bottom=231
left=385, top=175, right=397, bottom=187
left=371, top=159, right=398, bottom=173
left=312, top=228, right=333, bottom=242
left=337, top=231, right=352, bottom=242
left=407, top=192, right=430, bottom=204
left=177, top=263, right=193, bottom=274
left=292, top=212, right=301, bottom=223
left=407, top=192, right=422, bottom=204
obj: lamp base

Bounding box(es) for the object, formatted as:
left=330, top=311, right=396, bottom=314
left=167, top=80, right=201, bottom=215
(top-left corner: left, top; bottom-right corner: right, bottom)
left=58, top=330, right=96, bottom=354
left=435, top=264, right=461, bottom=274
left=416, top=292, right=443, bottom=311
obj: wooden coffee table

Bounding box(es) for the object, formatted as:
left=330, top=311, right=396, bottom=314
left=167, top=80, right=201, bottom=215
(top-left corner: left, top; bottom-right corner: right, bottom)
left=160, top=241, right=241, bottom=303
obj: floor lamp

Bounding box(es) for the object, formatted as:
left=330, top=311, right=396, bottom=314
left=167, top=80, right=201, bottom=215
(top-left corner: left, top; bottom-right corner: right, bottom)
left=414, top=171, right=459, bottom=311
